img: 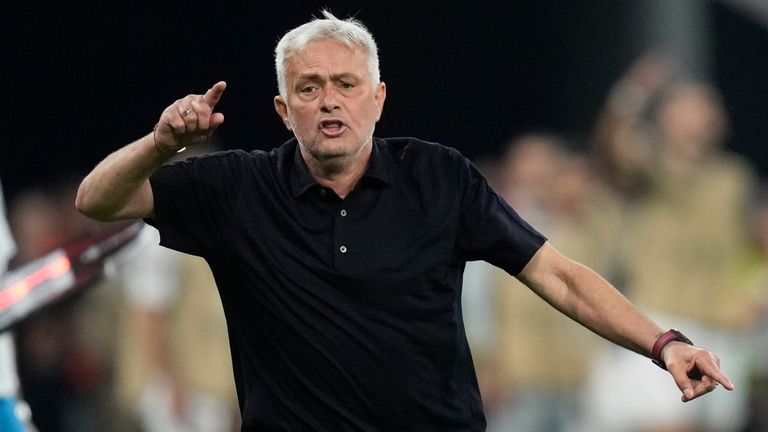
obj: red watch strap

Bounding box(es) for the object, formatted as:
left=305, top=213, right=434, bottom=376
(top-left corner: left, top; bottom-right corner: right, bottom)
left=651, top=329, right=693, bottom=370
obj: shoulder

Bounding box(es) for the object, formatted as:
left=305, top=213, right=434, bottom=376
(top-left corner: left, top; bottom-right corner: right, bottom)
left=169, top=148, right=274, bottom=167
left=161, top=143, right=289, bottom=177
left=375, top=137, right=483, bottom=203
left=376, top=137, right=469, bottom=169
left=707, top=152, right=757, bottom=197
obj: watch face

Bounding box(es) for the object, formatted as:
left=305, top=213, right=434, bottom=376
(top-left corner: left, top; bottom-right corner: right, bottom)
left=671, top=329, right=693, bottom=345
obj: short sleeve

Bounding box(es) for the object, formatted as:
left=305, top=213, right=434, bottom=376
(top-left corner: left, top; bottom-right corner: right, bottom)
left=145, top=150, right=247, bottom=257
left=456, top=156, right=546, bottom=275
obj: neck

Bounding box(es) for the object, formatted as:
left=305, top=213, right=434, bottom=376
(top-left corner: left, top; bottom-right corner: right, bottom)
left=301, top=141, right=373, bottom=198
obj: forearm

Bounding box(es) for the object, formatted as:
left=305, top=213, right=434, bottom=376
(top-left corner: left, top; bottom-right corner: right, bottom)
left=558, top=261, right=662, bottom=356
left=519, top=242, right=735, bottom=401
left=519, top=243, right=663, bottom=357
left=76, top=132, right=169, bottom=221
left=77, top=81, right=226, bottom=222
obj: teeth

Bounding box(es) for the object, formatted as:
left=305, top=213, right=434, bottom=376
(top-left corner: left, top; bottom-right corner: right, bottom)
left=321, top=121, right=343, bottom=130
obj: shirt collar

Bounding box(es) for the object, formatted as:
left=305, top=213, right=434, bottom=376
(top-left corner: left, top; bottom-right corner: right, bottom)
left=289, top=138, right=393, bottom=198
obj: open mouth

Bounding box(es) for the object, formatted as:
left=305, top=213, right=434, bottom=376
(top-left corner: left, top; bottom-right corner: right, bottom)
left=319, top=119, right=346, bottom=136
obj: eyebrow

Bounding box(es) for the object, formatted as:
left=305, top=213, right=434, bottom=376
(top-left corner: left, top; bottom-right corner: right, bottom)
left=296, top=72, right=359, bottom=83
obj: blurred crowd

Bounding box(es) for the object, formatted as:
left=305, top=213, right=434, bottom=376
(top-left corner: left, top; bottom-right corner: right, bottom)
left=1, top=145, right=240, bottom=432
left=464, top=53, right=768, bottom=432
left=2, top=53, right=768, bottom=431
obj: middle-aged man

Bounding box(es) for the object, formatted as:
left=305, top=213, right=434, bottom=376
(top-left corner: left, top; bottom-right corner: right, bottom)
left=76, top=11, right=733, bottom=432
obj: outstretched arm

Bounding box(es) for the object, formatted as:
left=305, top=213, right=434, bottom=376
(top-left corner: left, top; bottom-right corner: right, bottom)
left=517, top=242, right=734, bottom=402
left=75, top=81, right=227, bottom=221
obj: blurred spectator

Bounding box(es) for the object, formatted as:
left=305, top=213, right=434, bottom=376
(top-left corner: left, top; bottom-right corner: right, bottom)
left=734, top=191, right=768, bottom=432
left=109, top=142, right=239, bottom=432
left=0, top=177, right=31, bottom=432
left=8, top=184, right=118, bottom=432
left=481, top=133, right=622, bottom=432
left=7, top=165, right=239, bottom=431
left=582, top=53, right=757, bottom=432
left=111, top=226, right=239, bottom=432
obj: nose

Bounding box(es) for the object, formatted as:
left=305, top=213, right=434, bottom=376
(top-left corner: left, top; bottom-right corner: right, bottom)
left=320, top=86, right=341, bottom=112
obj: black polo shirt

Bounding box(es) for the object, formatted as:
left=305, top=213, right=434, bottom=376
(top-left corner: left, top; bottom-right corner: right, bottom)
left=146, top=137, right=546, bottom=431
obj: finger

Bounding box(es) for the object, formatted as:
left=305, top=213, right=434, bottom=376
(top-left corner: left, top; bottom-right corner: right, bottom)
left=166, top=106, right=187, bottom=135
left=179, top=106, right=198, bottom=125
left=696, top=375, right=718, bottom=394
left=696, top=361, right=735, bottom=391
left=202, top=81, right=227, bottom=109
left=191, top=99, right=211, bottom=130
left=180, top=97, right=200, bottom=130
left=209, top=112, right=225, bottom=131
left=667, top=362, right=695, bottom=402
left=686, top=376, right=718, bottom=401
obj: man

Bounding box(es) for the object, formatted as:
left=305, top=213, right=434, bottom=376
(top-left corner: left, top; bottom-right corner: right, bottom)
left=76, top=11, right=733, bottom=431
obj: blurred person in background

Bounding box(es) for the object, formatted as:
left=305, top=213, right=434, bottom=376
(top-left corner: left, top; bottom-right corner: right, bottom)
left=584, top=52, right=757, bottom=432
left=0, top=177, right=31, bottom=431
left=75, top=11, right=733, bottom=431
left=6, top=179, right=239, bottom=432
left=731, top=191, right=768, bottom=432
left=8, top=185, right=120, bottom=432
left=112, top=225, right=239, bottom=432
left=110, top=143, right=239, bottom=432
left=482, top=134, right=622, bottom=432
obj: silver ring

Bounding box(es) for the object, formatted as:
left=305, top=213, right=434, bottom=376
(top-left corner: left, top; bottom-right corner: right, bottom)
left=181, top=108, right=192, bottom=118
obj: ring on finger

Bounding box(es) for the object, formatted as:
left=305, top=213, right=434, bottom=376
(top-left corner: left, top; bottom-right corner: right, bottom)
left=181, top=108, right=192, bottom=118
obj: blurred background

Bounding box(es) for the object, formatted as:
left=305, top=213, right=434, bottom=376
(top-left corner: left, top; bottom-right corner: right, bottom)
left=2, top=1, right=768, bottom=431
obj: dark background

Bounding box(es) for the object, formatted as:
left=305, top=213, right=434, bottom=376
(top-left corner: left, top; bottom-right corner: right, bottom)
left=3, top=1, right=767, bottom=201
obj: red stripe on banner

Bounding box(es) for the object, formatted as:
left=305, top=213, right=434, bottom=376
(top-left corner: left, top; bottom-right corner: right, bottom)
left=0, top=255, right=72, bottom=310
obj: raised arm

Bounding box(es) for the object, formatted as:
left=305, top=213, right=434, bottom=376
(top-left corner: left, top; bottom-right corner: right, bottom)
left=517, top=241, right=734, bottom=402
left=75, top=81, right=227, bottom=221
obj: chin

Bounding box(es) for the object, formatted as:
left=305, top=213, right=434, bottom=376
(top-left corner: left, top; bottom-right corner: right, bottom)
left=311, top=148, right=353, bottom=162
left=310, top=139, right=358, bottom=158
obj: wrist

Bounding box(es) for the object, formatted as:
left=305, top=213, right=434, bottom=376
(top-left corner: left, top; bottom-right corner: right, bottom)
left=651, top=329, right=693, bottom=370
left=152, top=124, right=186, bottom=157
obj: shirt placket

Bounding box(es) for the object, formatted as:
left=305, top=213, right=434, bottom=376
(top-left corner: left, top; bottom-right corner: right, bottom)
left=333, top=198, right=352, bottom=269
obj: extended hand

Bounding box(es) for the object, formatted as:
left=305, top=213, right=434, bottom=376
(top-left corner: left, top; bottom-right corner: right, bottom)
left=662, top=342, right=735, bottom=402
left=154, top=81, right=227, bottom=154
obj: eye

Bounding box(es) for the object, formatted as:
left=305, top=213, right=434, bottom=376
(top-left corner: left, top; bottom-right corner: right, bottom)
left=300, top=85, right=318, bottom=94
left=338, top=81, right=355, bottom=89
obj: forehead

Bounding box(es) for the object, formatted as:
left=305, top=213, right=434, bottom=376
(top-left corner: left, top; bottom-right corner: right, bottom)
left=285, top=39, right=368, bottom=78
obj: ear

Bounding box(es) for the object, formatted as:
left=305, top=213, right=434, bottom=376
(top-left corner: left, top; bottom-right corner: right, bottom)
left=374, top=82, right=387, bottom=122
left=274, top=95, right=292, bottom=131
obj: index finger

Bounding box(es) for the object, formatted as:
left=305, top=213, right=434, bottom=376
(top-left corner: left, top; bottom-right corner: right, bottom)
left=696, top=358, right=735, bottom=391
left=203, top=81, right=227, bottom=109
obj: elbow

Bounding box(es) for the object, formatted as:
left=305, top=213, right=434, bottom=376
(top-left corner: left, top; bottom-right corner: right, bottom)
left=74, top=182, right=96, bottom=219
left=75, top=181, right=110, bottom=221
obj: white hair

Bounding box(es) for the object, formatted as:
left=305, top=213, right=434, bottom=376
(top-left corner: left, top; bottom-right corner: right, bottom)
left=274, top=10, right=380, bottom=98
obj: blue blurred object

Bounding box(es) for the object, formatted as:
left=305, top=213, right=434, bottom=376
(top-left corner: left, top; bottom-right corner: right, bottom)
left=0, top=398, right=24, bottom=432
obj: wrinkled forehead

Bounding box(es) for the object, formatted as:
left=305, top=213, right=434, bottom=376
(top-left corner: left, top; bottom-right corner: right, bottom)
left=285, top=39, right=368, bottom=77
left=289, top=38, right=365, bottom=63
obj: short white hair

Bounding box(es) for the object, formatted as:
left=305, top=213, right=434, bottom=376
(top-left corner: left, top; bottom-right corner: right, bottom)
left=274, top=10, right=380, bottom=98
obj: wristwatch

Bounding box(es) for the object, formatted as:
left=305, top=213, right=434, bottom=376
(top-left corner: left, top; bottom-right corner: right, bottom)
left=651, top=329, right=693, bottom=370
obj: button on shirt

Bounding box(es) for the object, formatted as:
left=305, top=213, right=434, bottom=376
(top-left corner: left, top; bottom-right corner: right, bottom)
left=146, top=137, right=546, bottom=432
